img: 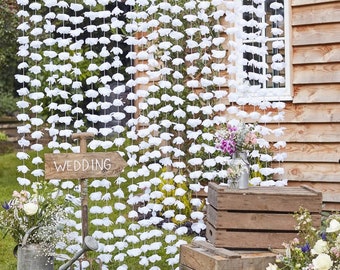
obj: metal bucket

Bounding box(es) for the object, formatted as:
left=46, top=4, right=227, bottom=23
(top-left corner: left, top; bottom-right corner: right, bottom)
left=16, top=227, right=54, bottom=270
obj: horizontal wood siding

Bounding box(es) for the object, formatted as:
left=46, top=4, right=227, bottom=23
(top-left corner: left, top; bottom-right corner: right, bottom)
left=292, top=0, right=340, bottom=7
left=284, top=143, right=340, bottom=162
left=292, top=2, right=340, bottom=25
left=291, top=0, right=340, bottom=211
left=293, top=84, right=340, bottom=103
left=293, top=24, right=340, bottom=46
left=293, top=63, right=340, bottom=84
left=293, top=45, right=340, bottom=64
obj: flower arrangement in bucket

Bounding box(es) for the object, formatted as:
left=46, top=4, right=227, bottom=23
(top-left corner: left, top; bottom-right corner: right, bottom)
left=0, top=182, right=68, bottom=267
left=267, top=208, right=340, bottom=270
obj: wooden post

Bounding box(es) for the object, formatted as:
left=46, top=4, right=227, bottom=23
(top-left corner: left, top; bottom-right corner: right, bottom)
left=71, top=132, right=95, bottom=244
left=44, top=132, right=127, bottom=267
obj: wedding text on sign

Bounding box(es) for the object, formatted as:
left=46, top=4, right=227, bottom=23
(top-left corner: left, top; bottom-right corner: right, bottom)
left=53, top=158, right=112, bottom=172
left=44, top=152, right=127, bottom=179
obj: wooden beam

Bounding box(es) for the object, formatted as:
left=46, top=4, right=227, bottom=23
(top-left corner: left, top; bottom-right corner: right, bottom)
left=293, top=44, right=340, bottom=64
left=292, top=2, right=340, bottom=25
left=283, top=162, right=340, bottom=182
left=293, top=24, right=340, bottom=46
left=293, top=84, right=340, bottom=103
left=284, top=142, right=340, bottom=162
left=283, top=103, right=340, bottom=123
left=293, top=63, right=340, bottom=84
left=292, top=0, right=340, bottom=6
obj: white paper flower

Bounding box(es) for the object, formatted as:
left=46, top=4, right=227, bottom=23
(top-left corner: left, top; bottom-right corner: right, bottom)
left=114, top=202, right=126, bottom=211
left=90, top=191, right=102, bottom=201
left=162, top=222, right=176, bottom=231
left=31, top=169, right=44, bottom=177
left=189, top=171, right=202, bottom=180
left=259, top=167, right=274, bottom=176
left=189, top=184, right=203, bottom=192
left=190, top=199, right=202, bottom=209
left=191, top=221, right=206, bottom=234
left=17, top=177, right=30, bottom=186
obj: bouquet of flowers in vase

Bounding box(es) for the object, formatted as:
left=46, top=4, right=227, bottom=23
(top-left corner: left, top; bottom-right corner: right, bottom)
left=215, top=120, right=260, bottom=156
left=267, top=207, right=340, bottom=270
left=0, top=182, right=68, bottom=254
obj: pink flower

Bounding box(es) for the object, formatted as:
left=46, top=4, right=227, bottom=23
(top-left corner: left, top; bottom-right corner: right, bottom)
left=12, top=191, right=20, bottom=198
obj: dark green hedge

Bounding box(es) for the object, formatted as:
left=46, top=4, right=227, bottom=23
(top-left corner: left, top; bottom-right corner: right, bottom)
left=0, top=0, right=19, bottom=116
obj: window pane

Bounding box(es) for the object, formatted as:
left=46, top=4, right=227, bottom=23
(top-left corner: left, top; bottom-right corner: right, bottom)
left=242, top=0, right=286, bottom=94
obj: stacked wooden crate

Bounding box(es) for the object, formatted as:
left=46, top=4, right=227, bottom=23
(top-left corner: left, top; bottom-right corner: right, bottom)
left=180, top=182, right=323, bottom=270
left=206, top=182, right=323, bottom=249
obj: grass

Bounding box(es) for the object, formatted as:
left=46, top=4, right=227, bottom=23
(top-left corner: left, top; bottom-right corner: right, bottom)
left=0, top=150, right=195, bottom=269
left=0, top=151, right=21, bottom=270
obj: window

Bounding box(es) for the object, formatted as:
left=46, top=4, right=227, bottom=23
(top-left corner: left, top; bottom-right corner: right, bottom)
left=238, top=0, right=291, bottom=100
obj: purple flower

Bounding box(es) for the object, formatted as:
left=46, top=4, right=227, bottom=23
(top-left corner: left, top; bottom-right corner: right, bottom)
left=320, top=232, right=327, bottom=241
left=218, top=138, right=236, bottom=155
left=301, top=243, right=310, bottom=253
left=2, top=201, right=11, bottom=210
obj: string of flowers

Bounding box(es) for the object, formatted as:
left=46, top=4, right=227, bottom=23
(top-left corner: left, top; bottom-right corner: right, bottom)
left=13, top=0, right=288, bottom=268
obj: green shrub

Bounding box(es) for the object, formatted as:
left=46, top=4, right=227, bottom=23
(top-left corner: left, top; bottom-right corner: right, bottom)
left=0, top=1, right=18, bottom=96
left=0, top=93, right=18, bottom=117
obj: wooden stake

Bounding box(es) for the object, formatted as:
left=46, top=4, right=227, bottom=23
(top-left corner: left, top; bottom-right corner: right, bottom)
left=71, top=132, right=95, bottom=244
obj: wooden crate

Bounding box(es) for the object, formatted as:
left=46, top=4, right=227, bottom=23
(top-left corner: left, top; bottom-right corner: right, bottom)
left=206, top=182, right=322, bottom=249
left=180, top=241, right=277, bottom=270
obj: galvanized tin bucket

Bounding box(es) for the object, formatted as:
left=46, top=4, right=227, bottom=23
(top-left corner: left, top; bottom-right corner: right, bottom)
left=16, top=227, right=54, bottom=270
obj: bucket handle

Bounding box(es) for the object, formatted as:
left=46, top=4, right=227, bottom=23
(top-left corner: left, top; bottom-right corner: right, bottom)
left=21, top=226, right=39, bottom=247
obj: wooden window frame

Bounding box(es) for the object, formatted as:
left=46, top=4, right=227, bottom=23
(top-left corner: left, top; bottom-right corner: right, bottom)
left=235, top=0, right=292, bottom=101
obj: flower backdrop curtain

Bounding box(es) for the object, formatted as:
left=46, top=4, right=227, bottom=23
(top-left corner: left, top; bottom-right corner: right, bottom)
left=15, top=0, right=286, bottom=268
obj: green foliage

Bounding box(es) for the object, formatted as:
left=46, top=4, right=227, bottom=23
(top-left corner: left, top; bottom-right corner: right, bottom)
left=156, top=169, right=193, bottom=224
left=0, top=132, right=8, bottom=141
left=0, top=93, right=18, bottom=117
left=0, top=0, right=18, bottom=107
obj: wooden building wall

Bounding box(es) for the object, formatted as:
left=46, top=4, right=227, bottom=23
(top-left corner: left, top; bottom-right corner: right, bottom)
left=286, top=0, right=340, bottom=211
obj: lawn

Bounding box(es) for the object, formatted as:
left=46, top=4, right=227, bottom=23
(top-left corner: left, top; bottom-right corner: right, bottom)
left=0, top=151, right=21, bottom=269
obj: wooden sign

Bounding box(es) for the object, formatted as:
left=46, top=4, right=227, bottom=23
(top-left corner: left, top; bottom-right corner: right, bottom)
left=44, top=152, right=127, bottom=180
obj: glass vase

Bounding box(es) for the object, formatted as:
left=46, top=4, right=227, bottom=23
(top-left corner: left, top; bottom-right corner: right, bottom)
left=228, top=178, right=239, bottom=189
left=232, top=151, right=250, bottom=189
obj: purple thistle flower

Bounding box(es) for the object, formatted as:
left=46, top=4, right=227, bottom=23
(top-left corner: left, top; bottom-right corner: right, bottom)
left=320, top=231, right=327, bottom=241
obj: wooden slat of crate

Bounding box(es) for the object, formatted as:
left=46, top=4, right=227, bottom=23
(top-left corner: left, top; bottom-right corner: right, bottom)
left=206, top=222, right=297, bottom=249
left=208, top=182, right=322, bottom=212
left=180, top=241, right=276, bottom=270
left=207, top=205, right=321, bottom=230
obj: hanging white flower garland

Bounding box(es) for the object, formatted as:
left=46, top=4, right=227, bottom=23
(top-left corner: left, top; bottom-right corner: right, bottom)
left=15, top=0, right=287, bottom=268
